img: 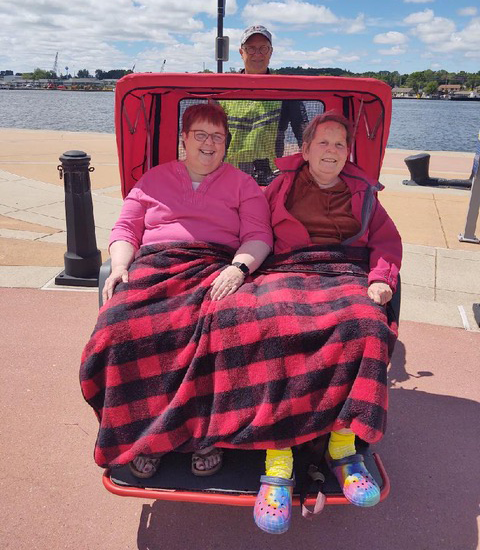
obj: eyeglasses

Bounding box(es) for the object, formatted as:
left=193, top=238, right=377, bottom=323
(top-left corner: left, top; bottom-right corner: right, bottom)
left=189, top=130, right=226, bottom=144
left=242, top=45, right=271, bottom=55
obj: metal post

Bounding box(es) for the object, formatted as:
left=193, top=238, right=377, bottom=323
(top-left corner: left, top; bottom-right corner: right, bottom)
left=458, top=169, right=480, bottom=244
left=217, top=0, right=225, bottom=73
left=459, top=131, right=480, bottom=244
left=55, top=150, right=102, bottom=286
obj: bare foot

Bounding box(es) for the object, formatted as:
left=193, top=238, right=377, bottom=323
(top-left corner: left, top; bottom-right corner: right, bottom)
left=191, top=447, right=223, bottom=476
left=129, top=454, right=163, bottom=478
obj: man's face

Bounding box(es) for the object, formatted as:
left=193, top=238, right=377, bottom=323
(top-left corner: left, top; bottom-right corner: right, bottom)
left=239, top=34, right=272, bottom=74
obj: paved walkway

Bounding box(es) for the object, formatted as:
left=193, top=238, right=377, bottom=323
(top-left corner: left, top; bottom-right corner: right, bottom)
left=1, top=288, right=479, bottom=550
left=1, top=128, right=479, bottom=549
left=1, top=128, right=479, bottom=330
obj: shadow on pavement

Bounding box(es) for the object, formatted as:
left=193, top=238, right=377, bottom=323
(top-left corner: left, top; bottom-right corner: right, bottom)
left=135, top=339, right=479, bottom=550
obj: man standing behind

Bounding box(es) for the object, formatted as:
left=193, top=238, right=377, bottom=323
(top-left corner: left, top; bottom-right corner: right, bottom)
left=222, top=25, right=308, bottom=184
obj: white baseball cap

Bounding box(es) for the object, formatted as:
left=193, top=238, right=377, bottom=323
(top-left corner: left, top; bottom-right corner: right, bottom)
left=240, top=25, right=272, bottom=46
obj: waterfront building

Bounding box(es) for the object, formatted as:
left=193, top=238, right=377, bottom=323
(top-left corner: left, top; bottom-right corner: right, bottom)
left=392, top=87, right=415, bottom=98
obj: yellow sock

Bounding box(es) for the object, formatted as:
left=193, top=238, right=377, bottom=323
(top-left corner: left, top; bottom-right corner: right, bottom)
left=265, top=448, right=293, bottom=479
left=328, top=431, right=356, bottom=460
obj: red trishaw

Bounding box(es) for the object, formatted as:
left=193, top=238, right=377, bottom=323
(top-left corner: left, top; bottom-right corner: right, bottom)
left=99, top=72, right=398, bottom=514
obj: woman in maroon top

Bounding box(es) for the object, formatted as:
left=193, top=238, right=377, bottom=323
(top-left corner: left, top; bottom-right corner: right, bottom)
left=253, top=111, right=402, bottom=535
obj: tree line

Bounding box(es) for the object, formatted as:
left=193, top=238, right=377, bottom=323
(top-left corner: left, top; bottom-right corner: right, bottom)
left=4, top=67, right=480, bottom=90
left=271, top=67, right=480, bottom=91
left=1, top=68, right=133, bottom=80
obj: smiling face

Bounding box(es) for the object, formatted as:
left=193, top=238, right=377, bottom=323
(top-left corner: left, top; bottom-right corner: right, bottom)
left=182, top=119, right=226, bottom=181
left=302, top=121, right=349, bottom=187
left=239, top=34, right=272, bottom=74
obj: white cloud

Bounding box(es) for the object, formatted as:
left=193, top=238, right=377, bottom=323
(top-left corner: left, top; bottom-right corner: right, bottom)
left=458, top=7, right=477, bottom=16
left=412, top=17, right=456, bottom=44
left=404, top=0, right=434, bottom=3
left=407, top=13, right=480, bottom=54
left=267, top=45, right=361, bottom=68
left=242, top=1, right=338, bottom=25
left=404, top=9, right=434, bottom=24
left=445, top=17, right=480, bottom=51
left=378, top=46, right=408, bottom=55
left=373, top=31, right=408, bottom=45
left=1, top=0, right=478, bottom=76
left=338, top=55, right=361, bottom=63
left=342, top=14, right=366, bottom=34
left=0, top=0, right=238, bottom=73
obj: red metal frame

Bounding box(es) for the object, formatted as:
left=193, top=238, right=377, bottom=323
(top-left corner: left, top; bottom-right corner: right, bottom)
left=102, top=453, right=390, bottom=506
left=114, top=72, right=392, bottom=198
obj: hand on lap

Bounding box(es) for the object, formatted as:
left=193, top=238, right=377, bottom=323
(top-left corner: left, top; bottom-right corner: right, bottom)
left=102, top=267, right=129, bottom=302
left=210, top=265, right=246, bottom=300
left=367, top=282, right=392, bottom=305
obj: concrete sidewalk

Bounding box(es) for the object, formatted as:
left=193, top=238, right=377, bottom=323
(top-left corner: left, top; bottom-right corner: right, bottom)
left=1, top=129, right=479, bottom=550
left=0, top=127, right=479, bottom=330
left=1, top=288, right=479, bottom=550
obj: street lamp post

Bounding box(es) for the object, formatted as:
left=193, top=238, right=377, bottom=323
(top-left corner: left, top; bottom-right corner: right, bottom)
left=216, top=0, right=229, bottom=73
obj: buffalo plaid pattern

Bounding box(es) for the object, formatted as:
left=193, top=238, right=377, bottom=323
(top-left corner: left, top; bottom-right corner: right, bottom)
left=80, top=242, right=397, bottom=468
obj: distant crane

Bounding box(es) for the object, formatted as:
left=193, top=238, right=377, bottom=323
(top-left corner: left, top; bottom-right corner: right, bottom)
left=52, top=52, right=58, bottom=77
left=160, top=59, right=166, bottom=72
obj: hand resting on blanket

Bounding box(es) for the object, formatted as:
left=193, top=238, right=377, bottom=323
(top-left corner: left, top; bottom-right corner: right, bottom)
left=102, top=240, right=134, bottom=303
left=367, top=281, right=393, bottom=305
left=210, top=239, right=270, bottom=300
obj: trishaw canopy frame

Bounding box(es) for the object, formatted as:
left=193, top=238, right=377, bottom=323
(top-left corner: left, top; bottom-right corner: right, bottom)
left=114, top=73, right=392, bottom=198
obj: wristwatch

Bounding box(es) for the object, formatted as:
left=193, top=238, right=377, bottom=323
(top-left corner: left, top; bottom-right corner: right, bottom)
left=232, top=262, right=250, bottom=276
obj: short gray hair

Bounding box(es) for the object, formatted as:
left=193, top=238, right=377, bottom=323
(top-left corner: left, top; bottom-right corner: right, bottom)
left=303, top=110, right=353, bottom=150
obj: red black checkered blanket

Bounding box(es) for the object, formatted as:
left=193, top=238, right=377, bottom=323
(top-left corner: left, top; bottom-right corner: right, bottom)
left=80, top=242, right=397, bottom=468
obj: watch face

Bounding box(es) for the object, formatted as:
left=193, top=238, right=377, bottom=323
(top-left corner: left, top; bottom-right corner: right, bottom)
left=233, top=262, right=249, bottom=275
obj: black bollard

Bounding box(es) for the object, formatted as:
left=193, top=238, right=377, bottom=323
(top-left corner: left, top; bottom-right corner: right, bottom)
left=403, top=153, right=436, bottom=185
left=403, top=152, right=471, bottom=189
left=55, top=150, right=102, bottom=287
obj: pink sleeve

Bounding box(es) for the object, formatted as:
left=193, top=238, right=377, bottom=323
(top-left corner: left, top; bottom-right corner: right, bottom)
left=367, top=199, right=402, bottom=292
left=238, top=177, right=273, bottom=248
left=108, top=187, right=147, bottom=250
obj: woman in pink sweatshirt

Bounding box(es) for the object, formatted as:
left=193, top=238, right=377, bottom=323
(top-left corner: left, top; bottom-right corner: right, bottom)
left=103, top=102, right=272, bottom=479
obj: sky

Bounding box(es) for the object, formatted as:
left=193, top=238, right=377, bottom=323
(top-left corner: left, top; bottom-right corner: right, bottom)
left=1, top=0, right=479, bottom=76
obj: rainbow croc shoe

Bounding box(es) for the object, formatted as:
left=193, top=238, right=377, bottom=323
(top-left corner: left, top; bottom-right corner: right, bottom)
left=326, top=452, right=380, bottom=507
left=253, top=475, right=295, bottom=534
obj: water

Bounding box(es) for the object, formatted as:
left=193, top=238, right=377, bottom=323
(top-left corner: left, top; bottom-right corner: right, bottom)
left=1, top=90, right=479, bottom=152
left=388, top=99, right=479, bottom=152
left=0, top=89, right=115, bottom=133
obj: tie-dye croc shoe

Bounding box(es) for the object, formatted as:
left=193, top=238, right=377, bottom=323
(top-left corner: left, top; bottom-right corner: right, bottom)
left=326, top=452, right=380, bottom=507
left=253, top=475, right=295, bottom=534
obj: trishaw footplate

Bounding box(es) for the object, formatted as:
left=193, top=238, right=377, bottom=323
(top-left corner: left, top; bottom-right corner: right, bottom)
left=105, top=446, right=388, bottom=504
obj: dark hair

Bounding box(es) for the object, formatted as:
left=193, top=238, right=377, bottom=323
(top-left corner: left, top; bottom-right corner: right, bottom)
left=182, top=102, right=228, bottom=135
left=302, top=110, right=353, bottom=149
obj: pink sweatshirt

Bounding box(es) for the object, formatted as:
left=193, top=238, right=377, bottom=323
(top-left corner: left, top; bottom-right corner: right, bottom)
left=109, top=160, right=273, bottom=251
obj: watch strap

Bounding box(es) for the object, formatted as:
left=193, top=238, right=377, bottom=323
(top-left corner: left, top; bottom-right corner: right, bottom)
left=232, top=262, right=250, bottom=276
